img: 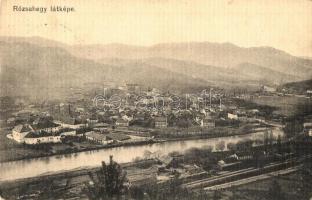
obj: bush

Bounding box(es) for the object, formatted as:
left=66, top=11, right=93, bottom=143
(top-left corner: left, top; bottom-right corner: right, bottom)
left=216, top=141, right=225, bottom=151
left=227, top=142, right=237, bottom=151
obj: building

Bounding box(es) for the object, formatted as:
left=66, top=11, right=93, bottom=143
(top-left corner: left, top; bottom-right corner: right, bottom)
left=6, top=117, right=16, bottom=125
left=11, top=120, right=68, bottom=143
left=23, top=130, right=62, bottom=144
left=12, top=124, right=34, bottom=143
left=235, top=152, right=254, bottom=161
left=217, top=160, right=241, bottom=171
left=260, top=85, right=276, bottom=93
left=154, top=117, right=168, bottom=128
left=87, top=115, right=98, bottom=124
left=228, top=113, right=238, bottom=120
left=56, top=117, right=86, bottom=130
left=157, top=154, right=184, bottom=169
left=106, top=133, right=130, bottom=142
left=304, top=121, right=312, bottom=136
left=85, top=131, right=113, bottom=145
left=91, top=122, right=110, bottom=133
left=201, top=118, right=215, bottom=128
left=200, top=113, right=215, bottom=128
left=115, top=119, right=129, bottom=127
left=32, top=117, right=61, bottom=133
left=59, top=128, right=76, bottom=136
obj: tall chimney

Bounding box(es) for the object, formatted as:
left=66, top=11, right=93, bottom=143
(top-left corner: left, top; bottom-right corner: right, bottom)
left=109, top=155, right=113, bottom=164
left=68, top=104, right=71, bottom=116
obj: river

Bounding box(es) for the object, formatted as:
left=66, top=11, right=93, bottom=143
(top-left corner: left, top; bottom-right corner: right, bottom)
left=0, top=128, right=284, bottom=182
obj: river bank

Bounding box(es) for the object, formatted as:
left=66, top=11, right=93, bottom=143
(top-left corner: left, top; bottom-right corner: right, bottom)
left=0, top=129, right=284, bottom=182
left=0, top=159, right=159, bottom=199
left=0, top=127, right=269, bottom=163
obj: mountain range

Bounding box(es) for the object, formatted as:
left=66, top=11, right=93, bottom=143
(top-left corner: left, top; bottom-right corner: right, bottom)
left=0, top=36, right=311, bottom=98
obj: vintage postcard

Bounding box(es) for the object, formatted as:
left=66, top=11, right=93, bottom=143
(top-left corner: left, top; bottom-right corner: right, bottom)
left=0, top=0, right=311, bottom=199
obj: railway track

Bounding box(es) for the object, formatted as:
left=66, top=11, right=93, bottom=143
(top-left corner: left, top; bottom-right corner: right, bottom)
left=182, top=154, right=311, bottom=190
left=181, top=167, right=255, bottom=188
left=203, top=166, right=300, bottom=191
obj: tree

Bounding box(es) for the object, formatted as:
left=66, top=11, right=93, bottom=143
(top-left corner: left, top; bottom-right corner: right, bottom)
left=284, top=118, right=303, bottom=138
left=236, top=140, right=253, bottom=152
left=97, top=155, right=127, bottom=198
left=227, top=142, right=237, bottom=152
left=176, top=118, right=192, bottom=128
left=254, top=150, right=265, bottom=168
left=216, top=141, right=225, bottom=151
left=264, top=130, right=269, bottom=152
left=143, top=150, right=152, bottom=159
left=277, top=135, right=282, bottom=154
left=167, top=113, right=177, bottom=126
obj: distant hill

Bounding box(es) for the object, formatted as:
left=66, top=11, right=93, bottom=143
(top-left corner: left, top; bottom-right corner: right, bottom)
left=1, top=36, right=312, bottom=99
left=100, top=57, right=252, bottom=84
left=70, top=42, right=312, bottom=80
left=0, top=40, right=208, bottom=98
left=5, top=37, right=311, bottom=80
left=282, top=79, right=312, bottom=94
left=234, top=63, right=302, bottom=84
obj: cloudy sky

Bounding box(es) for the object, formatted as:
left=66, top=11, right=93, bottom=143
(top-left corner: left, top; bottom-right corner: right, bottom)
left=0, top=0, right=311, bottom=57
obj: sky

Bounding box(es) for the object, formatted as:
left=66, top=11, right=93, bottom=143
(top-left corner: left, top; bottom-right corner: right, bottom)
left=0, top=0, right=311, bottom=57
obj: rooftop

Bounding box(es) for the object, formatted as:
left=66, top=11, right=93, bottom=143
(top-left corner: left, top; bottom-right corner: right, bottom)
left=13, top=124, right=33, bottom=133
left=32, top=117, right=60, bottom=130
left=85, top=131, right=107, bottom=141
left=106, top=133, right=130, bottom=141
left=116, top=119, right=129, bottom=123
left=154, top=117, right=167, bottom=122
left=24, top=130, right=57, bottom=138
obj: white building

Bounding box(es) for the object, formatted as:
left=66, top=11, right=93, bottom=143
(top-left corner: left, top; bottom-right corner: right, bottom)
left=32, top=117, right=61, bottom=133
left=304, top=121, right=312, bottom=136
left=55, top=119, right=86, bottom=130
left=228, top=113, right=238, bottom=120
left=85, top=131, right=113, bottom=145
left=115, top=119, right=129, bottom=127
left=24, top=132, right=62, bottom=144
left=201, top=118, right=215, bottom=128
left=60, top=129, right=76, bottom=136
left=12, top=124, right=34, bottom=143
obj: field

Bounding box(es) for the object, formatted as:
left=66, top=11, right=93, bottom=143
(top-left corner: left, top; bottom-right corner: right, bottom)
left=252, top=95, right=311, bottom=116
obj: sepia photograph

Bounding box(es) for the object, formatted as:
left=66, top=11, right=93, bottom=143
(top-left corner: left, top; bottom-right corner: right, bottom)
left=0, top=0, right=311, bottom=199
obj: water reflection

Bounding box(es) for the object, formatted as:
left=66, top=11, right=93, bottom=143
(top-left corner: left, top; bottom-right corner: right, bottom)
left=0, top=128, right=283, bottom=181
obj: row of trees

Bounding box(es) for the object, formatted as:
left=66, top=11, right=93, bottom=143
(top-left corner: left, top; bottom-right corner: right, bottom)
left=284, top=101, right=312, bottom=138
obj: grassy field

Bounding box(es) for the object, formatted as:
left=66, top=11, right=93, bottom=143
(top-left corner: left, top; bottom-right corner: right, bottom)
left=252, top=96, right=311, bottom=116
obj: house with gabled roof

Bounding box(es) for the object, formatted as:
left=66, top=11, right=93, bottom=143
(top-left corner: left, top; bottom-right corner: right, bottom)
left=85, top=131, right=113, bottom=145
left=32, top=117, right=61, bottom=133
left=115, top=118, right=129, bottom=127
left=105, top=132, right=130, bottom=142
left=154, top=117, right=168, bottom=128
left=55, top=116, right=86, bottom=130
left=23, top=130, right=62, bottom=144
left=12, top=124, right=34, bottom=143
left=201, top=117, right=215, bottom=128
